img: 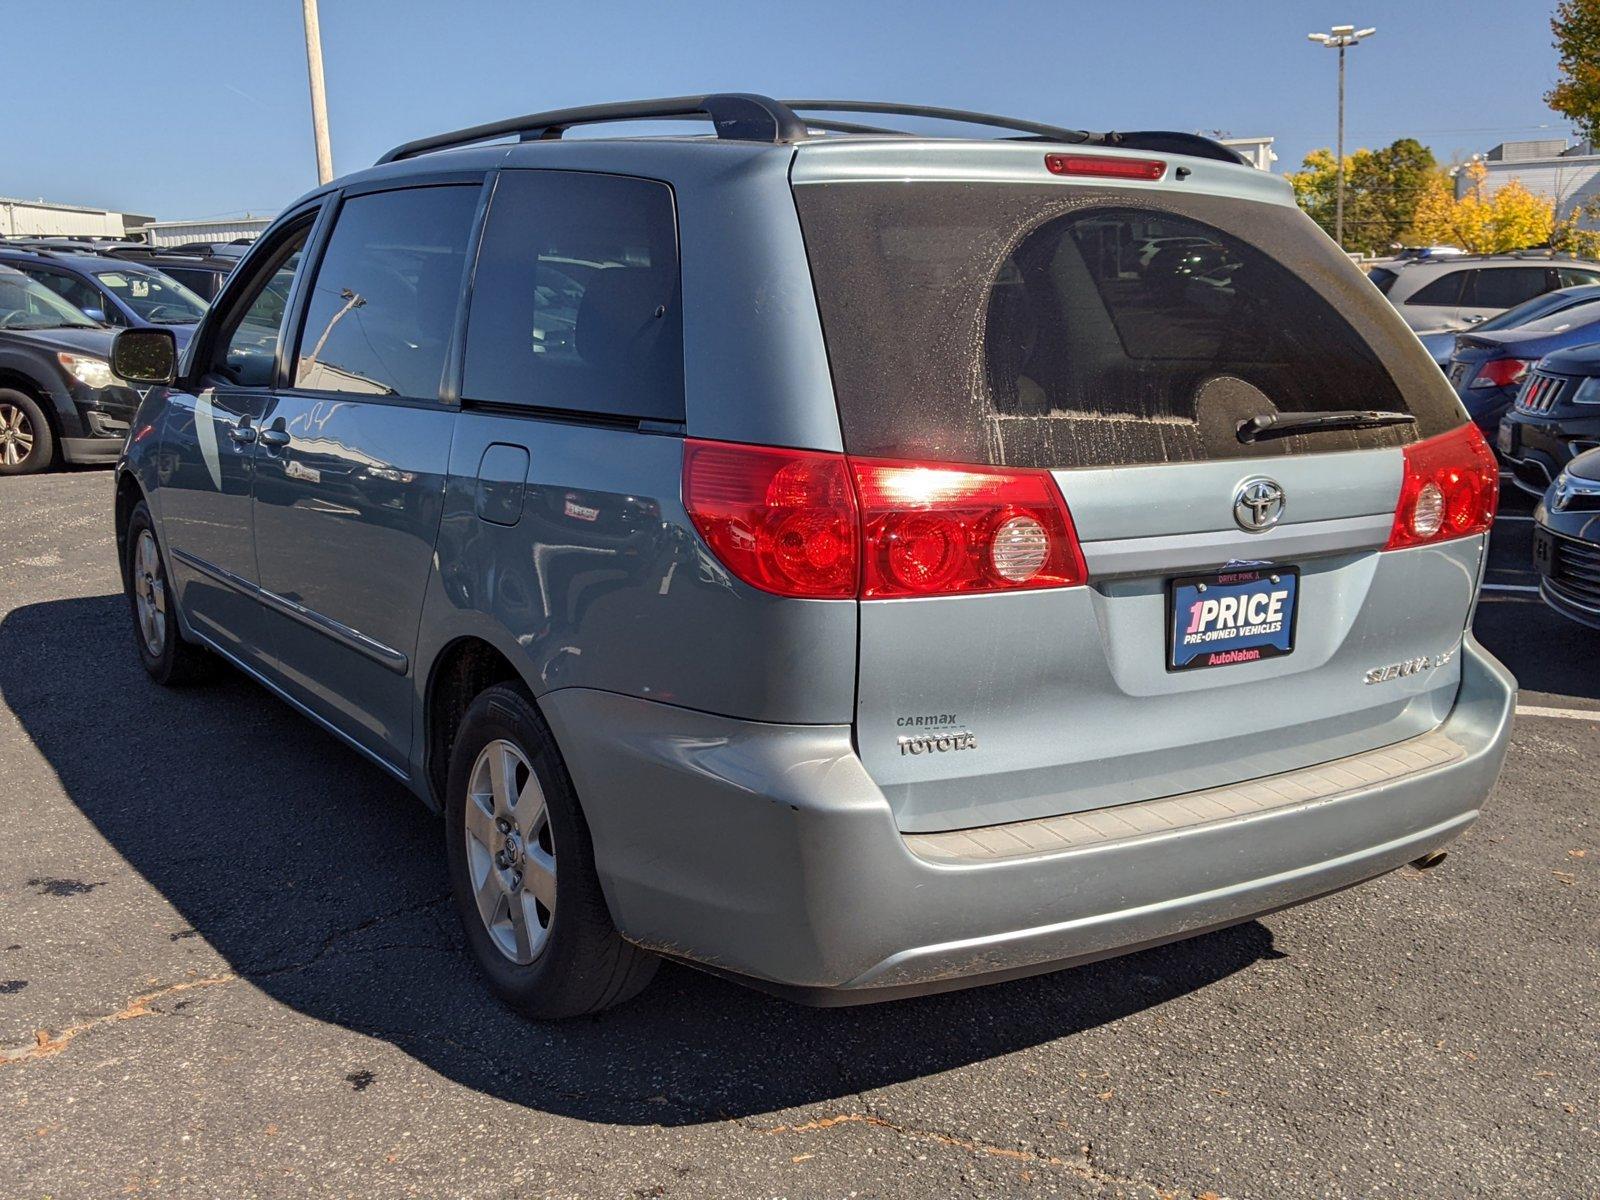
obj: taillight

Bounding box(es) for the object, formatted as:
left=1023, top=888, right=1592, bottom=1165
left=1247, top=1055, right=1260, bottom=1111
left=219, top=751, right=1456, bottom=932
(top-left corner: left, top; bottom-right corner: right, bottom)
left=1470, top=358, right=1533, bottom=390
left=682, top=442, right=1088, bottom=599
left=682, top=440, right=858, bottom=598
left=1045, top=153, right=1167, bottom=181
left=852, top=458, right=1086, bottom=598
left=1385, top=424, right=1498, bottom=550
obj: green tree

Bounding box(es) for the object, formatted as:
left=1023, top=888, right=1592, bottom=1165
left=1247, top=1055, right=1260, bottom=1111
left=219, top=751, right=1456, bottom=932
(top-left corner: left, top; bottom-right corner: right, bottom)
left=1287, top=138, right=1438, bottom=254
left=1548, top=0, right=1600, bottom=146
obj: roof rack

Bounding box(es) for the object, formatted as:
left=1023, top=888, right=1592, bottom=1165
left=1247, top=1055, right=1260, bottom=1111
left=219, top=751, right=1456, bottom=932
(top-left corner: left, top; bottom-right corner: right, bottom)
left=375, top=93, right=1248, bottom=167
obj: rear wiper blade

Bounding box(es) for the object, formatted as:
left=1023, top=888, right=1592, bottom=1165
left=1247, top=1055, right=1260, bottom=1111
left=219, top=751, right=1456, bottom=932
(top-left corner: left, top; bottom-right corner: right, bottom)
left=1237, top=409, right=1416, bottom=444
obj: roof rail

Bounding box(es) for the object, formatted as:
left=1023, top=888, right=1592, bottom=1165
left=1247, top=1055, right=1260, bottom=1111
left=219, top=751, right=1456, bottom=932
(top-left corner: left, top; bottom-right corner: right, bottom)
left=376, top=93, right=811, bottom=164
left=375, top=93, right=1250, bottom=168
left=782, top=100, right=1091, bottom=144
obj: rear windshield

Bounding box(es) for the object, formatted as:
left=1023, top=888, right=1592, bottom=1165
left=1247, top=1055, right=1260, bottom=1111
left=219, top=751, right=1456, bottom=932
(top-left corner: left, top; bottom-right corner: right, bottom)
left=792, top=183, right=1463, bottom=469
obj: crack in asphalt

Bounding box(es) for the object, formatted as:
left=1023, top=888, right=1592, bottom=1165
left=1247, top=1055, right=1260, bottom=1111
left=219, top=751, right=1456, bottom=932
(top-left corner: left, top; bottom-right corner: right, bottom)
left=761, top=1110, right=1232, bottom=1199
left=0, top=895, right=455, bottom=1068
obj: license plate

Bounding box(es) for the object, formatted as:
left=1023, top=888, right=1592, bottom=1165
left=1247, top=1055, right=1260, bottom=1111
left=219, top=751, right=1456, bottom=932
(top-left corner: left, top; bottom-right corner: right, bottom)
left=1497, top=422, right=1515, bottom=454
left=1169, top=567, right=1298, bottom=671
left=1533, top=527, right=1554, bottom=575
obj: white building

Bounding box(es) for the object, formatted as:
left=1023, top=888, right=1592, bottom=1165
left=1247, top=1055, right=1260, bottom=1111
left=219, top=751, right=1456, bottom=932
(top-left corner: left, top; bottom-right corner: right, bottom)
left=1220, top=136, right=1277, bottom=172
left=1456, top=139, right=1600, bottom=225
left=0, top=195, right=152, bottom=238
left=137, top=215, right=273, bottom=248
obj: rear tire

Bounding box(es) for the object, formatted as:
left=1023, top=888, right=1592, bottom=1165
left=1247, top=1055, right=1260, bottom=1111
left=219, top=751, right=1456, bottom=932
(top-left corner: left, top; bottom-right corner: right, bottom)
left=444, top=682, right=658, bottom=1019
left=0, top=388, right=54, bottom=475
left=124, top=500, right=216, bottom=685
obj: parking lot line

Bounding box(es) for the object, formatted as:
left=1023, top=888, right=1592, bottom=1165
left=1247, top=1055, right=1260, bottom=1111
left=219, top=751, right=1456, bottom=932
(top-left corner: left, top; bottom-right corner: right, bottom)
left=1494, top=514, right=1535, bottom=522
left=1481, top=583, right=1541, bottom=593
left=1515, top=704, right=1600, bottom=722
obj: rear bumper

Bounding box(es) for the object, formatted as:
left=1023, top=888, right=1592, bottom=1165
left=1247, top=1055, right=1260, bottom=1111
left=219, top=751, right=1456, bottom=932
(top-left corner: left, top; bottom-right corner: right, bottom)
left=543, top=635, right=1516, bottom=1004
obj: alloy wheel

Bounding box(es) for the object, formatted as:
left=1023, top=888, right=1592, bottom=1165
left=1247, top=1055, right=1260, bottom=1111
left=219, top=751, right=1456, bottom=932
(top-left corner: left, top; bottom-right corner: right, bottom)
left=0, top=403, right=35, bottom=468
left=133, top=529, right=167, bottom=657
left=463, top=738, right=556, bottom=964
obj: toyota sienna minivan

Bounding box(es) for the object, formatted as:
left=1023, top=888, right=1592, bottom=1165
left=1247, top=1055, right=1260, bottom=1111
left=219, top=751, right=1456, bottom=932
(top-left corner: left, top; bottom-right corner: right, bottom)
left=109, top=95, right=1516, bottom=1018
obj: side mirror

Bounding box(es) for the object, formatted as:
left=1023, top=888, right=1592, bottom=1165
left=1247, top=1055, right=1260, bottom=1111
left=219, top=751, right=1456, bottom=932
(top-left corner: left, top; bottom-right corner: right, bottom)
left=110, top=327, right=177, bottom=386
left=82, top=307, right=107, bottom=323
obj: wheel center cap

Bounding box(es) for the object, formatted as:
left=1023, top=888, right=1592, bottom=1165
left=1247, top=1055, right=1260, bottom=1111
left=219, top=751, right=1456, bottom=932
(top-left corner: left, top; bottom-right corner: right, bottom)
left=497, top=830, right=523, bottom=871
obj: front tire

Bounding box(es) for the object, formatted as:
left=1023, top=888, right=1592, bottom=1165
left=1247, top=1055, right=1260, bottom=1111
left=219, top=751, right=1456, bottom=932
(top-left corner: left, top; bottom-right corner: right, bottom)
left=0, top=388, right=54, bottom=475
left=445, top=682, right=658, bottom=1019
left=124, top=500, right=216, bottom=685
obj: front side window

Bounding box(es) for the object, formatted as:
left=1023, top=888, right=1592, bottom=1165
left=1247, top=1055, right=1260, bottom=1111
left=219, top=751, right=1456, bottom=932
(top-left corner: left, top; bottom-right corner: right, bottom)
left=462, top=170, right=684, bottom=422
left=214, top=226, right=310, bottom=388
left=96, top=270, right=208, bottom=324
left=1461, top=266, right=1549, bottom=309
left=293, top=185, right=479, bottom=399
left=0, top=271, right=98, bottom=330
left=18, top=267, right=103, bottom=317
left=1557, top=266, right=1600, bottom=288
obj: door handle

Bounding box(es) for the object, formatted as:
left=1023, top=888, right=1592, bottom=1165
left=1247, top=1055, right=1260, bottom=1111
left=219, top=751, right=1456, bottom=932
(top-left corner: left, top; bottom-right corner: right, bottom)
left=228, top=422, right=257, bottom=445
left=259, top=427, right=292, bottom=449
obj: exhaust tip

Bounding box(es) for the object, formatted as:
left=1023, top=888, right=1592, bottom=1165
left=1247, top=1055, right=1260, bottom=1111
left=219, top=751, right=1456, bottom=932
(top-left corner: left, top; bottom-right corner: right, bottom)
left=1410, top=850, right=1449, bottom=871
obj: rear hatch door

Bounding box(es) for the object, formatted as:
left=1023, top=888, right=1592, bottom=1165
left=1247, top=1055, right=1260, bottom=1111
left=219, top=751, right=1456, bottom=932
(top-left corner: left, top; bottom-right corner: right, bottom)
left=791, top=146, right=1483, bottom=832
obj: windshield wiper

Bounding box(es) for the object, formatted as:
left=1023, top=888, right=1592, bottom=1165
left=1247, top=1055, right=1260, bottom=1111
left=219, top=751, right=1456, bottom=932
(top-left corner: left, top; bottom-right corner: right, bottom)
left=1237, top=409, right=1416, bottom=444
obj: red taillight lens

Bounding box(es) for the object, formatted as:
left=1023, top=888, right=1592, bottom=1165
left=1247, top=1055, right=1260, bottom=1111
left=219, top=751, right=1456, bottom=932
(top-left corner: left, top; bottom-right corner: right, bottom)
left=682, top=440, right=858, bottom=598
left=682, top=442, right=1089, bottom=599
left=1385, top=423, right=1498, bottom=550
left=1045, top=153, right=1167, bottom=181
left=1470, top=358, right=1533, bottom=390
left=851, top=458, right=1086, bottom=598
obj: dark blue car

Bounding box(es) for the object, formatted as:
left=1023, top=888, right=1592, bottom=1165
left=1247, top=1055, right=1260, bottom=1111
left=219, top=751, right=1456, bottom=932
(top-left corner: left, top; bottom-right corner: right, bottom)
left=1447, top=297, right=1600, bottom=434
left=1419, top=283, right=1600, bottom=367
left=0, top=248, right=207, bottom=348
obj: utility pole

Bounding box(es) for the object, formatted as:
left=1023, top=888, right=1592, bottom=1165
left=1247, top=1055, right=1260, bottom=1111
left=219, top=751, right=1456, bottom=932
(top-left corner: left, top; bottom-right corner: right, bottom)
left=301, top=0, right=334, bottom=184
left=1308, top=24, right=1376, bottom=251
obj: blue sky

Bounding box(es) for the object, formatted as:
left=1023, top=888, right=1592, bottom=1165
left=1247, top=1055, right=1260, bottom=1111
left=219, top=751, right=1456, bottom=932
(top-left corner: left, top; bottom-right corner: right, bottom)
left=8, top=0, right=1570, bottom=221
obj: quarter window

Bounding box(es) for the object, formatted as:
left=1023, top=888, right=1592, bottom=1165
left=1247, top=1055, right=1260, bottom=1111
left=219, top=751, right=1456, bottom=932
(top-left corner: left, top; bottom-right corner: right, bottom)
left=1407, top=271, right=1468, bottom=306
left=462, top=171, right=684, bottom=422
left=293, top=186, right=479, bottom=399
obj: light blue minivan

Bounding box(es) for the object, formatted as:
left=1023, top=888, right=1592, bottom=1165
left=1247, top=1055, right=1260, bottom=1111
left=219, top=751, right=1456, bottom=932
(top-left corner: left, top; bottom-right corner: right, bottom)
left=108, top=96, right=1515, bottom=1017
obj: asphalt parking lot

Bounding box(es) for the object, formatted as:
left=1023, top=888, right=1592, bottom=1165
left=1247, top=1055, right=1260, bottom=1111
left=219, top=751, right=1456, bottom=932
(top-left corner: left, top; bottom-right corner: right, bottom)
left=0, top=469, right=1594, bottom=1200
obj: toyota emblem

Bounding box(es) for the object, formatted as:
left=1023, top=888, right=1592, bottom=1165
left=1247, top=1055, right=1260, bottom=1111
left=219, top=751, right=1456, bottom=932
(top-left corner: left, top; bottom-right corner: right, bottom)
left=1233, top=477, right=1285, bottom=532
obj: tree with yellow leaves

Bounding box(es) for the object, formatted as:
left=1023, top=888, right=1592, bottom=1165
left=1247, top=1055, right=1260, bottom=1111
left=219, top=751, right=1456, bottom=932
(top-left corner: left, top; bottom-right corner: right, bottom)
left=1408, top=160, right=1555, bottom=252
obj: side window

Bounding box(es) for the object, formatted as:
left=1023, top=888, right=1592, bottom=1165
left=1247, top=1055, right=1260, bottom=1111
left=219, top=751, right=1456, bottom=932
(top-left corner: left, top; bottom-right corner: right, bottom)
left=19, top=267, right=103, bottom=317
left=292, top=186, right=479, bottom=399
left=1407, top=270, right=1468, bottom=307
left=1462, top=266, right=1548, bottom=309
left=462, top=170, right=684, bottom=422
left=1558, top=266, right=1600, bottom=288
left=211, top=226, right=311, bottom=388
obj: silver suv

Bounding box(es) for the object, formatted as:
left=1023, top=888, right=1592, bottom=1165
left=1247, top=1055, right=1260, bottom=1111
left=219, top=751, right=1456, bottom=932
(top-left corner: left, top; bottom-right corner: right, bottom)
left=109, top=96, right=1516, bottom=1017
left=1370, top=252, right=1600, bottom=332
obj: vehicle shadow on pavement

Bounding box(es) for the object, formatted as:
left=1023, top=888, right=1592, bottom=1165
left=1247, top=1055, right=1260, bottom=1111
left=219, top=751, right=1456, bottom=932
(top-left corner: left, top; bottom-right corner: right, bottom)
left=1, top=594, right=1276, bottom=1126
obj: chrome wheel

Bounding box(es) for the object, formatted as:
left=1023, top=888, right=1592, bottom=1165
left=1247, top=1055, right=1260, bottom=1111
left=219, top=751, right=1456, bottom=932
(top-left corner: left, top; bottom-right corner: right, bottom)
left=464, top=738, right=556, bottom=964
left=132, top=529, right=167, bottom=657
left=0, top=402, right=36, bottom=468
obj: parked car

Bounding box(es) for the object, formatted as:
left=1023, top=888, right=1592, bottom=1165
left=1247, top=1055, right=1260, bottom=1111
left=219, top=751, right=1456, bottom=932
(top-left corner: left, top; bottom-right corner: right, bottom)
left=1498, top=342, right=1600, bottom=495
left=1532, top=446, right=1600, bottom=628
left=1447, top=297, right=1600, bottom=434
left=1417, top=283, right=1600, bottom=367
left=0, top=248, right=208, bottom=346
left=1370, top=253, right=1600, bottom=333
left=0, top=265, right=141, bottom=473
left=167, top=239, right=255, bottom=259
left=100, top=248, right=237, bottom=302
left=109, top=94, right=1515, bottom=1019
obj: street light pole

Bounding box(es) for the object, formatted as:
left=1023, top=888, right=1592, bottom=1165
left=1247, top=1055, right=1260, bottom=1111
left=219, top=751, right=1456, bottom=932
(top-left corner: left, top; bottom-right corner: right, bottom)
left=1308, top=24, right=1376, bottom=251
left=301, top=0, right=334, bottom=184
